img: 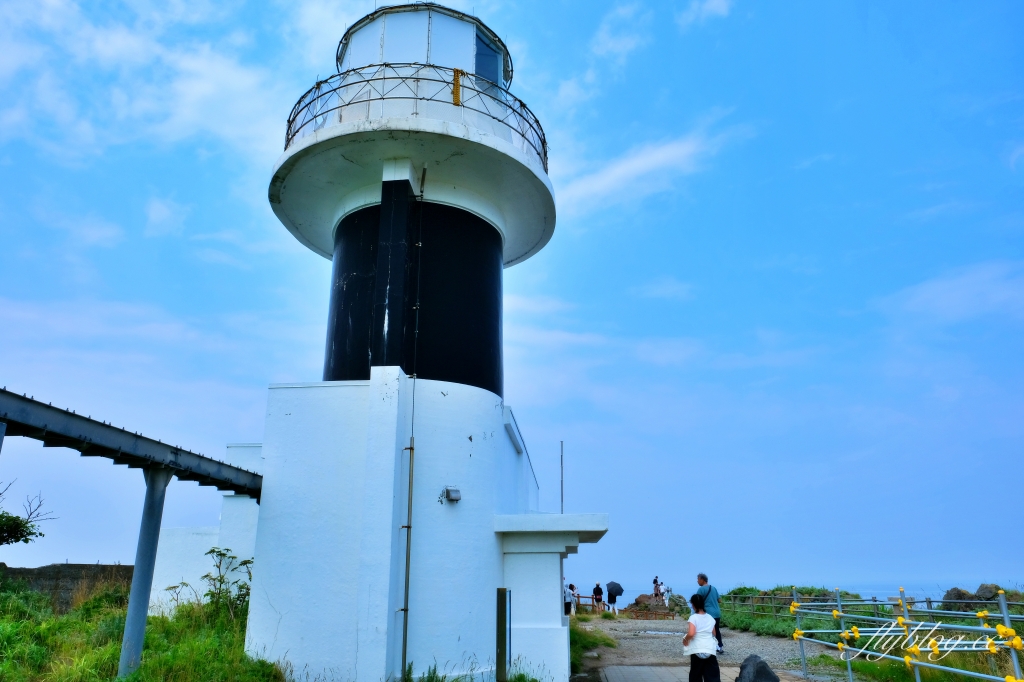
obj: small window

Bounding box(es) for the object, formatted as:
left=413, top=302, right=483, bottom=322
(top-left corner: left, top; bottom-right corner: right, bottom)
left=475, top=31, right=501, bottom=84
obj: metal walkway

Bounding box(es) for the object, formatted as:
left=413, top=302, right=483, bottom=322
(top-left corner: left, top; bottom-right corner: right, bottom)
left=0, top=386, right=263, bottom=677
left=0, top=387, right=261, bottom=499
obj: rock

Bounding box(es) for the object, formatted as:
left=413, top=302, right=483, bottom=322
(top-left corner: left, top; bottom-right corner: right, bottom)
left=736, top=655, right=780, bottom=682
left=975, top=584, right=1001, bottom=601
left=626, top=593, right=670, bottom=612
left=583, top=652, right=600, bottom=659
left=941, top=588, right=976, bottom=612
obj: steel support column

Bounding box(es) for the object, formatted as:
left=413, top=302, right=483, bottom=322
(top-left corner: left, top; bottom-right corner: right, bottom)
left=118, top=467, right=173, bottom=678
left=0, top=421, right=6, bottom=455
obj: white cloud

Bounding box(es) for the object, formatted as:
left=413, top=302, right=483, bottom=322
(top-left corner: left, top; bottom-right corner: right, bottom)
left=556, top=119, right=747, bottom=216
left=677, top=0, right=732, bottom=29
left=552, top=3, right=651, bottom=110
left=635, top=337, right=702, bottom=365
left=35, top=207, right=124, bottom=247
left=283, top=0, right=367, bottom=69
left=794, top=153, right=834, bottom=170
left=1009, top=144, right=1024, bottom=170
left=505, top=324, right=607, bottom=350
left=145, top=197, right=190, bottom=237
left=591, top=4, right=652, bottom=62
left=0, top=0, right=290, bottom=162
left=904, top=201, right=973, bottom=223
left=632, top=276, right=693, bottom=300
left=504, top=294, right=574, bottom=315
left=884, top=261, right=1024, bottom=325
left=194, top=247, right=252, bottom=269
left=555, top=69, right=598, bottom=109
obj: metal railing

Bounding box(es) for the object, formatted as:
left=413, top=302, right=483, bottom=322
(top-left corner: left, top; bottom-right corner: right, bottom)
left=722, top=587, right=1024, bottom=682
left=285, top=63, right=548, bottom=171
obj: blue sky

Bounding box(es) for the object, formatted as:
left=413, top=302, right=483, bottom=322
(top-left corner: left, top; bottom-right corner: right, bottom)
left=1, top=0, right=1022, bottom=597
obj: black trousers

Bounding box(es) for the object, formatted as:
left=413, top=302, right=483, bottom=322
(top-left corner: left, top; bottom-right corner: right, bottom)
left=714, top=618, right=723, bottom=647
left=689, top=655, right=720, bottom=682
left=565, top=602, right=572, bottom=616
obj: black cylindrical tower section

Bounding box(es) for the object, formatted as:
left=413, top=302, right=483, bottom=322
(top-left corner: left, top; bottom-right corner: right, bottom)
left=323, top=190, right=503, bottom=398
left=412, top=203, right=503, bottom=397
left=323, top=207, right=379, bottom=382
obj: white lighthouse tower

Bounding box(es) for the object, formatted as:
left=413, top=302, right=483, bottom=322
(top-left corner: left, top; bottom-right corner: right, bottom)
left=244, top=4, right=608, bottom=681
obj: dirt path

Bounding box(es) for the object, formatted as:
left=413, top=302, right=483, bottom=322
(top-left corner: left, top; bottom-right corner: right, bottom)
left=577, top=617, right=843, bottom=676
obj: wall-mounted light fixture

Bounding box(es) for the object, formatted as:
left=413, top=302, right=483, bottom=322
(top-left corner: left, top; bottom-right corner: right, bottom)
left=444, top=487, right=461, bottom=502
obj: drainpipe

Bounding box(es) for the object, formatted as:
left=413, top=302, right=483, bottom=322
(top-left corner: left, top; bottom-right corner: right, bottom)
left=400, top=436, right=416, bottom=680
left=400, top=169, right=426, bottom=681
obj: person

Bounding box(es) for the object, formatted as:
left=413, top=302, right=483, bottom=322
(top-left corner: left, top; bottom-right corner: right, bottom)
left=608, top=586, right=618, bottom=615
left=563, top=580, right=574, bottom=616
left=683, top=592, right=720, bottom=682
left=593, top=582, right=604, bottom=612
left=570, top=583, right=578, bottom=615
left=696, top=573, right=723, bottom=653
left=653, top=576, right=662, bottom=598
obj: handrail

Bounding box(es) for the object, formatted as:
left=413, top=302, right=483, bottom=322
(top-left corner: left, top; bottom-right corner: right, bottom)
left=284, top=63, right=548, bottom=172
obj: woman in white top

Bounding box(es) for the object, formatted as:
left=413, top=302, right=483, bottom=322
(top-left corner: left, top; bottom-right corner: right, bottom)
left=682, top=592, right=720, bottom=682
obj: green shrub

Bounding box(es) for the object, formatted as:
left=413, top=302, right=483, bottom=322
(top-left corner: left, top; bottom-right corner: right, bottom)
left=601, top=611, right=616, bottom=620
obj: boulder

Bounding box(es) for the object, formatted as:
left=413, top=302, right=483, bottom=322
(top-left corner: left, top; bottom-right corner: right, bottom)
left=627, top=593, right=670, bottom=611
left=736, top=655, right=780, bottom=682
left=975, top=584, right=1001, bottom=601
left=941, top=588, right=976, bottom=612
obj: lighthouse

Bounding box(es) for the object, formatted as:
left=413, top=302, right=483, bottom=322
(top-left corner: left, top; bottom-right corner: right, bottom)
left=243, top=4, right=608, bottom=680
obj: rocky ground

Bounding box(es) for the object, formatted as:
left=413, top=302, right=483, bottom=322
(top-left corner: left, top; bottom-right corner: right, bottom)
left=577, top=616, right=844, bottom=677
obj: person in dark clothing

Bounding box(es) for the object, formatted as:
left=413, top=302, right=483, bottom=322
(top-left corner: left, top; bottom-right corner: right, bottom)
left=696, top=573, right=723, bottom=652
left=593, top=583, right=604, bottom=611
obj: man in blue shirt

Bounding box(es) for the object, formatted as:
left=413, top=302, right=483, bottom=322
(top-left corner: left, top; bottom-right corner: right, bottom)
left=696, top=573, right=723, bottom=653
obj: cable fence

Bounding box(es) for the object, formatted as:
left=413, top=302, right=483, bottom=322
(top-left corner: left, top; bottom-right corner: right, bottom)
left=722, top=587, right=1023, bottom=682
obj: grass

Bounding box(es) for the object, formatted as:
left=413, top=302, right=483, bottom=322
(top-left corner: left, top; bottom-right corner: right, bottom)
left=601, top=612, right=616, bottom=620
left=406, top=662, right=542, bottom=682
left=569, top=617, right=616, bottom=674
left=1, top=556, right=551, bottom=682
left=0, top=570, right=282, bottom=682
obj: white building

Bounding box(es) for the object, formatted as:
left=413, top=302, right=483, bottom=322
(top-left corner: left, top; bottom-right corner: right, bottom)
left=153, top=4, right=607, bottom=680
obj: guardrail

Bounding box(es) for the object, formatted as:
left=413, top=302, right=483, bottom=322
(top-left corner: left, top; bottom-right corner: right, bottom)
left=285, top=63, right=548, bottom=172
left=754, top=587, right=1024, bottom=682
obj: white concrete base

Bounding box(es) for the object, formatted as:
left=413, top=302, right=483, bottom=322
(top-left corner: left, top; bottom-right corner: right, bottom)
left=149, top=526, right=219, bottom=612
left=149, top=444, right=263, bottom=613
left=245, top=369, right=562, bottom=682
